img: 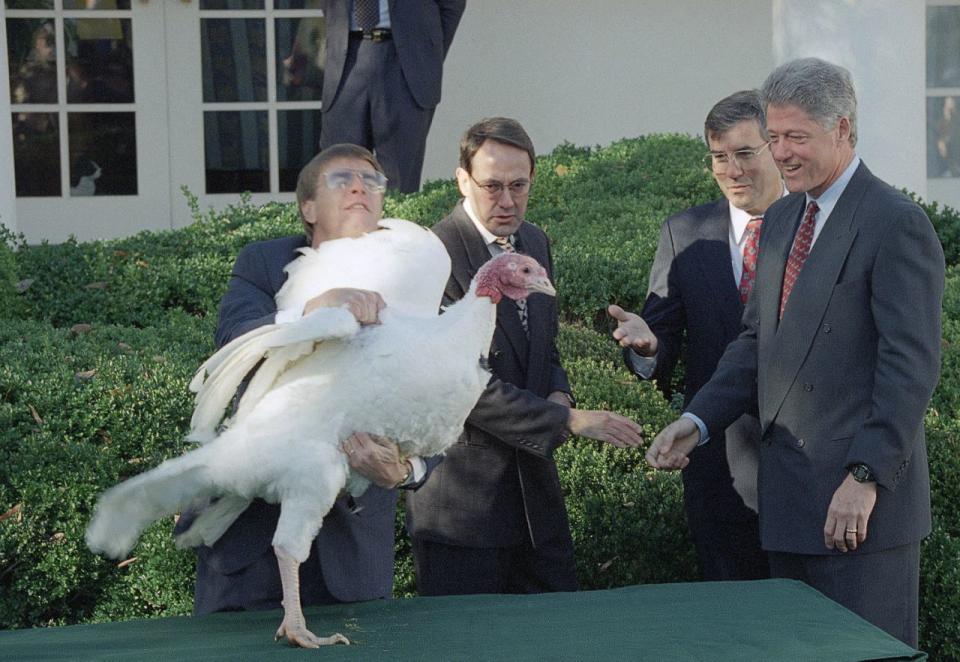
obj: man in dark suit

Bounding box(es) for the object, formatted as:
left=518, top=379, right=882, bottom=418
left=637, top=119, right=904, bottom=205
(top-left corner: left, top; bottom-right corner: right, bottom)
left=320, top=0, right=466, bottom=192
left=406, top=117, right=644, bottom=595
left=608, top=90, right=783, bottom=581
left=647, top=59, right=944, bottom=647
left=176, top=144, right=431, bottom=647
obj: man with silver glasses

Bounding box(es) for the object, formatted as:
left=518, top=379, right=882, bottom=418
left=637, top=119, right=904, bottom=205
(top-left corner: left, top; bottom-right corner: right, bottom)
left=406, top=117, right=645, bottom=596
left=176, top=143, right=429, bottom=617
left=608, top=91, right=783, bottom=582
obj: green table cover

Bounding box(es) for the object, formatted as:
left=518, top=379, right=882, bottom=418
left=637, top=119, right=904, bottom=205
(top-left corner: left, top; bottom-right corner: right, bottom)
left=1, top=579, right=925, bottom=661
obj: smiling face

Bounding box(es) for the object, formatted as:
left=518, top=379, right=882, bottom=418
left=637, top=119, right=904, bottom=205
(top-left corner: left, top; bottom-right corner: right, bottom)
left=707, top=119, right=783, bottom=216
left=456, top=140, right=533, bottom=237
left=302, top=156, right=385, bottom=247
left=766, top=103, right=854, bottom=198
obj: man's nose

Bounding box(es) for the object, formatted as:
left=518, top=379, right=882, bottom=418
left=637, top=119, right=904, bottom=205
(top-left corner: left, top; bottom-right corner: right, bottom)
left=348, top=172, right=366, bottom=193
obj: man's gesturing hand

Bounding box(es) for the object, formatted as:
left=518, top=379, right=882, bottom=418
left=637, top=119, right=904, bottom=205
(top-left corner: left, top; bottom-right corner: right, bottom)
left=645, top=417, right=701, bottom=470
left=608, top=304, right=658, bottom=357
left=567, top=409, right=644, bottom=449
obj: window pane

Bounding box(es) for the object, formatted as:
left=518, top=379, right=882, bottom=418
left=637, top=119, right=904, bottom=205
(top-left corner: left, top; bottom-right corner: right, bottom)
left=5, top=1, right=53, bottom=8
left=204, top=111, right=269, bottom=194
left=65, top=19, right=134, bottom=104
left=928, top=96, right=960, bottom=179
left=927, top=6, right=960, bottom=88
left=276, top=17, right=324, bottom=102
left=278, top=109, right=321, bottom=192
left=68, top=112, right=137, bottom=195
left=11, top=112, right=60, bottom=197
left=274, top=0, right=322, bottom=8
left=201, top=19, right=266, bottom=103
left=199, top=0, right=264, bottom=9
left=7, top=19, right=58, bottom=104
left=62, top=0, right=132, bottom=8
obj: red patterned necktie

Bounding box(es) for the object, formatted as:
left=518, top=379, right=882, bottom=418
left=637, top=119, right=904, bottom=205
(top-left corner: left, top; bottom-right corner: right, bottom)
left=738, top=217, right=763, bottom=304
left=779, top=200, right=819, bottom=319
left=494, top=235, right=529, bottom=335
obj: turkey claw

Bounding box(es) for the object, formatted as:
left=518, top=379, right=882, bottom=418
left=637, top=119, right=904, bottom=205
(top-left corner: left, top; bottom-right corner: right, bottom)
left=275, top=622, right=350, bottom=648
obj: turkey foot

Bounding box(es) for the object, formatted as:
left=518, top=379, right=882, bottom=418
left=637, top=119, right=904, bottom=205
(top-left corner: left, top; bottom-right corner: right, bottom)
left=274, top=545, right=350, bottom=648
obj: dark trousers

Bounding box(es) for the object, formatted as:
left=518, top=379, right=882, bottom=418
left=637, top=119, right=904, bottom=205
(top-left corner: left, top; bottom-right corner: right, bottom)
left=320, top=35, right=435, bottom=193
left=689, top=514, right=769, bottom=582
left=412, top=533, right=579, bottom=596
left=768, top=541, right=920, bottom=647
left=194, top=543, right=338, bottom=615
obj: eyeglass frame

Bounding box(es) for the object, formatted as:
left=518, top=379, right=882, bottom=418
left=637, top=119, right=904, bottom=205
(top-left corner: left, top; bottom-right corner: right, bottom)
left=320, top=168, right=389, bottom=194
left=467, top=172, right=532, bottom=198
left=703, top=141, right=772, bottom=171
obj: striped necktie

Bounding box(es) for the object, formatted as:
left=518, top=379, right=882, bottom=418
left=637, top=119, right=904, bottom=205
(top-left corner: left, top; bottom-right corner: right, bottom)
left=494, top=235, right=529, bottom=335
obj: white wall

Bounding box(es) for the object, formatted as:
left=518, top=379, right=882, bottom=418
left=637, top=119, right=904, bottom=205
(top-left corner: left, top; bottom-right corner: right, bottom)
left=772, top=0, right=927, bottom=197
left=0, top=9, right=18, bottom=236
left=423, top=0, right=774, bottom=183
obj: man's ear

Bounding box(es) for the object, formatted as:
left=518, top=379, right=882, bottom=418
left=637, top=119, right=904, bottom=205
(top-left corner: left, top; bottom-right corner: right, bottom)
left=835, top=116, right=852, bottom=144
left=455, top=167, right=471, bottom=198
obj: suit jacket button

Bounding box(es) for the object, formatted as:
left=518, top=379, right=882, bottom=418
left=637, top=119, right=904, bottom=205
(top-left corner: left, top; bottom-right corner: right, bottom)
left=823, top=323, right=832, bottom=333
left=795, top=438, right=805, bottom=448
left=492, top=350, right=503, bottom=358
left=803, top=383, right=813, bottom=392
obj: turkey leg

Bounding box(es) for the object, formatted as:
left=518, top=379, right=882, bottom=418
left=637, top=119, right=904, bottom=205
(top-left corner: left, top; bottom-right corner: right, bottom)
left=273, top=545, right=350, bottom=648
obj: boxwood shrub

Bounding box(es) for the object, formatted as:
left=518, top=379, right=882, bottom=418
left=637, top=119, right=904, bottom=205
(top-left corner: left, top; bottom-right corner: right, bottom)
left=1, top=135, right=957, bottom=658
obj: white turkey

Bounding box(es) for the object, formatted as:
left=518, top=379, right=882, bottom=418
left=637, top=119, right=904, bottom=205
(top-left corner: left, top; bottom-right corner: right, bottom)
left=85, top=218, right=556, bottom=647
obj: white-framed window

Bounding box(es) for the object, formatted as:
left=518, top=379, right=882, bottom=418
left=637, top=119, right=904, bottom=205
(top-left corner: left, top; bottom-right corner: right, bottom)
left=927, top=1, right=960, bottom=179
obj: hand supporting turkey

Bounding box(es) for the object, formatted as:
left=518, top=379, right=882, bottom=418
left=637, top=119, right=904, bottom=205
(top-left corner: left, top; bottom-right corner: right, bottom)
left=342, top=432, right=413, bottom=489
left=303, top=287, right=386, bottom=325
left=566, top=408, right=645, bottom=449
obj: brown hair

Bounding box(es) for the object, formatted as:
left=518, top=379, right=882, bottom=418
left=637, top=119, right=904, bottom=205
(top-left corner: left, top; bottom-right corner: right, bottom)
left=295, top=143, right=384, bottom=242
left=458, top=117, right=535, bottom=175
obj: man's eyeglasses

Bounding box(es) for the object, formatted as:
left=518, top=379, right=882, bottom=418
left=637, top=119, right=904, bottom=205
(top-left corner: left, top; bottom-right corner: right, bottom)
left=703, top=141, right=771, bottom=171
left=469, top=173, right=531, bottom=198
left=322, top=168, right=388, bottom=193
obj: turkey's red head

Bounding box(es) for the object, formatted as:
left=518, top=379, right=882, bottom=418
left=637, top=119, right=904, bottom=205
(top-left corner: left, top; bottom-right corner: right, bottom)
left=474, top=253, right=555, bottom=303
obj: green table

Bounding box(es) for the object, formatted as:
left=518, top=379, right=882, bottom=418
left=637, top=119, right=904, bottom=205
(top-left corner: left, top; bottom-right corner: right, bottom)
left=1, top=579, right=925, bottom=661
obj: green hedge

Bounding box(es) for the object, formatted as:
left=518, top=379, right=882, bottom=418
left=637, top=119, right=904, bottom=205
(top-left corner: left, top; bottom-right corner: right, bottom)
left=1, top=135, right=958, bottom=658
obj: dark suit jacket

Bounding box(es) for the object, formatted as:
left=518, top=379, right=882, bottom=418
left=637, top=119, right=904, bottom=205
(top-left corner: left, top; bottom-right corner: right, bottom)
left=688, top=163, right=944, bottom=555
left=406, top=201, right=574, bottom=548
left=321, top=0, right=466, bottom=111
left=178, top=235, right=398, bottom=609
left=636, top=199, right=761, bottom=525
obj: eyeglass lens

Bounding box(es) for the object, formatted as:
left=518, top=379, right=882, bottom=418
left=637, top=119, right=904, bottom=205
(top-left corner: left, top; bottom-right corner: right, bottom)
left=325, top=169, right=387, bottom=192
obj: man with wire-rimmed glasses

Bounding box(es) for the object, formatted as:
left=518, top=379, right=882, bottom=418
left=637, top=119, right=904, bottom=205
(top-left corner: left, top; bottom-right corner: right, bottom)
left=608, top=91, right=784, bottom=582
left=407, top=117, right=645, bottom=596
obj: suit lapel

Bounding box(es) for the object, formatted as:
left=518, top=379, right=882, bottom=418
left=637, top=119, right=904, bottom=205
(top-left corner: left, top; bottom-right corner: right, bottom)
left=695, top=202, right=743, bottom=338
left=449, top=203, right=529, bottom=367
left=762, top=166, right=869, bottom=427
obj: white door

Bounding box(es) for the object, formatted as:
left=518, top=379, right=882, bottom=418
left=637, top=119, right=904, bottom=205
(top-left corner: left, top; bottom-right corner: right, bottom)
left=7, top=0, right=170, bottom=242
left=165, top=0, right=323, bottom=230
left=6, top=0, right=323, bottom=242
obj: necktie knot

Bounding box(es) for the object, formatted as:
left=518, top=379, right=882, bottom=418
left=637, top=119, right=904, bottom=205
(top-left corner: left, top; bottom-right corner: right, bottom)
left=494, top=235, right=516, bottom=252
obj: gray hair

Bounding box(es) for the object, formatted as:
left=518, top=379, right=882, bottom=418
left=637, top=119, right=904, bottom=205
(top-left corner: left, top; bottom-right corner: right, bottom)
left=760, top=57, right=857, bottom=147
left=703, top=90, right=767, bottom=146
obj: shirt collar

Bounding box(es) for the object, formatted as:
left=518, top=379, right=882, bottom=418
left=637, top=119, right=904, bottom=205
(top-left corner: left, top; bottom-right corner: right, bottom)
left=728, top=186, right=789, bottom=245
left=463, top=198, right=502, bottom=246
left=806, top=156, right=861, bottom=217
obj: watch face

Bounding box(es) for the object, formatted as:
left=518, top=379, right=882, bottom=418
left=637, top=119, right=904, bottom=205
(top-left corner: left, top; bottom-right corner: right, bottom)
left=851, top=464, right=873, bottom=482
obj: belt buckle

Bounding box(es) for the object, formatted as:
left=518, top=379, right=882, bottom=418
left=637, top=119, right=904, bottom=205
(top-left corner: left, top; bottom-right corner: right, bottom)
left=365, top=28, right=390, bottom=42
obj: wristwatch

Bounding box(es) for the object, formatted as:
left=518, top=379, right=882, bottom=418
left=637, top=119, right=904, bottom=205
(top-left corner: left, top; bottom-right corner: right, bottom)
left=848, top=463, right=875, bottom=483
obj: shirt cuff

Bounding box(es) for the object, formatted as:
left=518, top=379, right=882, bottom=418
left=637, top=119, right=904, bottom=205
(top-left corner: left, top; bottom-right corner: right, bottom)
left=274, top=306, right=302, bottom=325
left=681, top=412, right=710, bottom=445
left=627, top=348, right=658, bottom=379
left=405, top=456, right=426, bottom=485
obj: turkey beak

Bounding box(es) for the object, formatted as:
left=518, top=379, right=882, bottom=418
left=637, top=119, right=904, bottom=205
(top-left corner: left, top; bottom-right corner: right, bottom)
left=526, top=275, right=556, bottom=297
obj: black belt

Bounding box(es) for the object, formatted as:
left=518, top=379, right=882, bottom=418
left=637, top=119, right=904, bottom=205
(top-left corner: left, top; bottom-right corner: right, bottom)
left=350, top=28, right=392, bottom=42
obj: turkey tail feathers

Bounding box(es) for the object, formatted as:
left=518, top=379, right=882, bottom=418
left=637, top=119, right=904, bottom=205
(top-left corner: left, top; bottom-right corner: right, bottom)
left=188, top=307, right=359, bottom=442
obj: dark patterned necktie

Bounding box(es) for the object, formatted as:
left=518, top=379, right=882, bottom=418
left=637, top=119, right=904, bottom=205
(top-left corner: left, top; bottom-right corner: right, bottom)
left=738, top=217, right=763, bottom=304
left=494, top=235, right=529, bottom=335
left=353, top=0, right=379, bottom=31
left=779, top=201, right=819, bottom=319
